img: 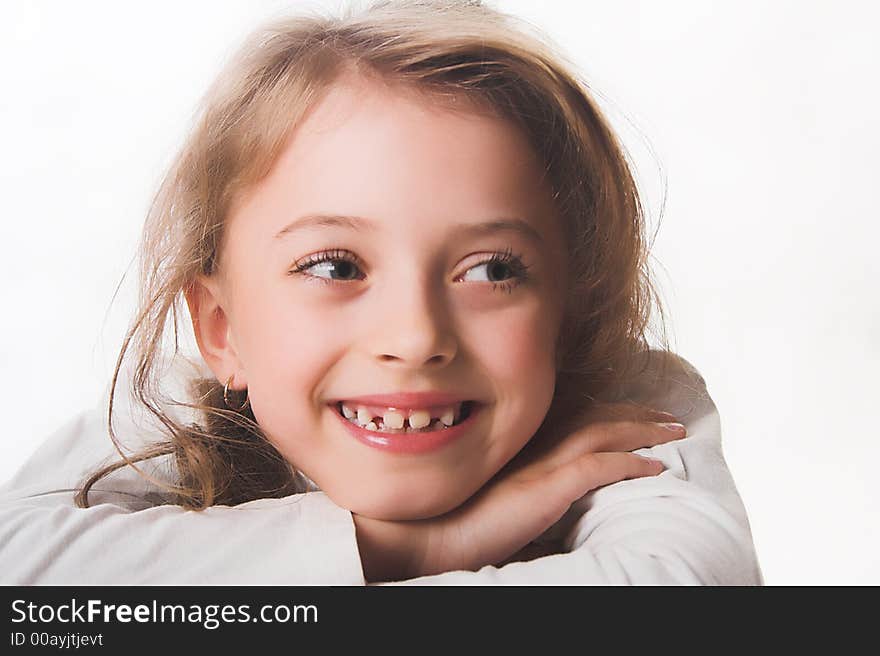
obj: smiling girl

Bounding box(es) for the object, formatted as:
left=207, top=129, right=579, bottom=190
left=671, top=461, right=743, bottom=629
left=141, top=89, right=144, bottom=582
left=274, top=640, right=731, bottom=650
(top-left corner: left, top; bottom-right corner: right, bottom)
left=0, top=0, right=761, bottom=584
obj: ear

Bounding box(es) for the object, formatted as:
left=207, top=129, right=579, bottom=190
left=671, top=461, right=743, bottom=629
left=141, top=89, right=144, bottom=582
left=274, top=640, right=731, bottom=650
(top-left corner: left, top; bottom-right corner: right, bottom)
left=184, top=276, right=247, bottom=389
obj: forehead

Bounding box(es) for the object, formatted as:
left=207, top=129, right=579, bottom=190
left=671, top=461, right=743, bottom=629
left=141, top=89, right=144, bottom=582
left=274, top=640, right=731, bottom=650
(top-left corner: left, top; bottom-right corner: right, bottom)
left=227, top=73, right=558, bottom=246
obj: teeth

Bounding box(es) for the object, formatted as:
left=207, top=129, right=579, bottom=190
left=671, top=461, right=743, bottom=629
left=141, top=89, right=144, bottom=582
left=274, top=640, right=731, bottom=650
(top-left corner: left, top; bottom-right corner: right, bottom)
left=408, top=410, right=431, bottom=429
left=383, top=410, right=405, bottom=430
left=340, top=401, right=470, bottom=433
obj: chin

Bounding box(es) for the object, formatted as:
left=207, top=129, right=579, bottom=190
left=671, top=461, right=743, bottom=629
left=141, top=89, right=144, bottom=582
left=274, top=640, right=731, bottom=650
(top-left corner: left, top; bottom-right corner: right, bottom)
left=331, top=480, right=476, bottom=522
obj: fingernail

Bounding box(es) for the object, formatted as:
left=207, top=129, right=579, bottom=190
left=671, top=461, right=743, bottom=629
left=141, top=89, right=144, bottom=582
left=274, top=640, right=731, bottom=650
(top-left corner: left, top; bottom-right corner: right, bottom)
left=660, top=422, right=686, bottom=434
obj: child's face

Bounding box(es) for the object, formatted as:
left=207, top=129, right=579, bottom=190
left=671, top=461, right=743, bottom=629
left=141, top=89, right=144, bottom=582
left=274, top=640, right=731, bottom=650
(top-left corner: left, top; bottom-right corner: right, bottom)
left=195, top=75, right=568, bottom=520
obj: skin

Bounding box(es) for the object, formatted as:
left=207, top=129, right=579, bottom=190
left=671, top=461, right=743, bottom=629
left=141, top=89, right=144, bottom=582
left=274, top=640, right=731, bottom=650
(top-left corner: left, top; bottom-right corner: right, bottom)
left=186, top=73, right=569, bottom=521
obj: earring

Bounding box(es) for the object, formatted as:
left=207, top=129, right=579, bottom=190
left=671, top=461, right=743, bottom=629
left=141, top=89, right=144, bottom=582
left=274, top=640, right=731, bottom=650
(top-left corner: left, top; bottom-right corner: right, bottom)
left=223, top=374, right=250, bottom=411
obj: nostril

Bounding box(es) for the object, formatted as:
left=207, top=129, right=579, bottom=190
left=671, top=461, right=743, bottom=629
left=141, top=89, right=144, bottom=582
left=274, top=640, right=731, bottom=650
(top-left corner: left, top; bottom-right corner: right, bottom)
left=380, top=355, right=443, bottom=362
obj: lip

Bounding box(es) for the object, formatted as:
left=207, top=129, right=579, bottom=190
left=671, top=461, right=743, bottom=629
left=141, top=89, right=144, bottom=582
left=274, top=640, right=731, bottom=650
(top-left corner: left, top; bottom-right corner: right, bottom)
left=328, top=391, right=474, bottom=410
left=331, top=401, right=484, bottom=455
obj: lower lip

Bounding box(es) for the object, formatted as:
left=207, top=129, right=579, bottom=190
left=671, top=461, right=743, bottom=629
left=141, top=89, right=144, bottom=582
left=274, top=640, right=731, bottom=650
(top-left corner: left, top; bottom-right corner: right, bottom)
left=332, top=403, right=482, bottom=455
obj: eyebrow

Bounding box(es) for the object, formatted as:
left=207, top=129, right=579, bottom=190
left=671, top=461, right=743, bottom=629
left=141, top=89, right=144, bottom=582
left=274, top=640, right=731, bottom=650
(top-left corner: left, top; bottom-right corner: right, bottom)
left=274, top=214, right=545, bottom=245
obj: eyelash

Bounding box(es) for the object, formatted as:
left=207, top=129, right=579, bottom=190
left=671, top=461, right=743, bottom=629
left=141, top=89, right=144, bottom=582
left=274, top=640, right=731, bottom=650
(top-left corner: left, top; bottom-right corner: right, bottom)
left=288, top=247, right=531, bottom=294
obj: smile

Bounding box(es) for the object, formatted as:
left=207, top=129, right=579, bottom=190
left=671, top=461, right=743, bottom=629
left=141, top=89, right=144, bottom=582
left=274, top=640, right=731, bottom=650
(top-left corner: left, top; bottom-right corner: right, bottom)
left=330, top=400, right=483, bottom=455
left=334, top=400, right=475, bottom=434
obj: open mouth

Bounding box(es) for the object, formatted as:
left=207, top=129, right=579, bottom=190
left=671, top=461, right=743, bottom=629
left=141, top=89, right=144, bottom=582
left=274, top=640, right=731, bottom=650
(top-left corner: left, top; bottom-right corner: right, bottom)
left=334, top=400, right=476, bottom=435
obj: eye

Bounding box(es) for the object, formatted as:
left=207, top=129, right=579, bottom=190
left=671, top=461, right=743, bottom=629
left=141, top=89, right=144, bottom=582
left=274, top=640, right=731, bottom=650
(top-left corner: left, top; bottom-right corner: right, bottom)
left=458, top=248, right=531, bottom=294
left=289, top=249, right=365, bottom=283
left=289, top=247, right=531, bottom=293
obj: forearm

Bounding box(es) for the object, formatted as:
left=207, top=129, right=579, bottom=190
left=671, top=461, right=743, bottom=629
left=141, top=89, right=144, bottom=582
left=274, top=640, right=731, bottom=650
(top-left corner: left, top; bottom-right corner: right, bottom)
left=0, top=491, right=366, bottom=585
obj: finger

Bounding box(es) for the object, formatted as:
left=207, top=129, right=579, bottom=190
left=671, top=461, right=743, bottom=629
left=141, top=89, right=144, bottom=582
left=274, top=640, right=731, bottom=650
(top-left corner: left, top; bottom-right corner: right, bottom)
left=554, top=452, right=665, bottom=500
left=542, top=419, right=686, bottom=468
left=501, top=405, right=684, bottom=478
left=589, top=400, right=678, bottom=424
left=463, top=452, right=661, bottom=568
left=585, top=419, right=687, bottom=453
left=643, top=408, right=680, bottom=423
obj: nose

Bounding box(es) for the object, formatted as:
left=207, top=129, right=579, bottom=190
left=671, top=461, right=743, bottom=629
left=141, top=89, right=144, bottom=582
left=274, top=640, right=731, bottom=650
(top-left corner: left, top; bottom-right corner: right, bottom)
left=368, top=275, right=458, bottom=369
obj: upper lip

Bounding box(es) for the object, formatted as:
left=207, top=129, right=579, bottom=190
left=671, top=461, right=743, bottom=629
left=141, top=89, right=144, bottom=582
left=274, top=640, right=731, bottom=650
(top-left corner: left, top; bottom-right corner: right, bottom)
left=329, top=392, right=478, bottom=410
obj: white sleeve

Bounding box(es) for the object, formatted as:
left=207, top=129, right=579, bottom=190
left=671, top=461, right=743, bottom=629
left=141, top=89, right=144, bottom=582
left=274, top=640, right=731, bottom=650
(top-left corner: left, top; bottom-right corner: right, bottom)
left=376, top=351, right=764, bottom=585
left=0, top=407, right=366, bottom=585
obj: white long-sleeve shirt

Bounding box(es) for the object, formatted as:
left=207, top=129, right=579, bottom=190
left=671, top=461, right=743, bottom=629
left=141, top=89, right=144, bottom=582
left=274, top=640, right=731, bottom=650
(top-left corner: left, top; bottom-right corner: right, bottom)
left=0, top=351, right=763, bottom=585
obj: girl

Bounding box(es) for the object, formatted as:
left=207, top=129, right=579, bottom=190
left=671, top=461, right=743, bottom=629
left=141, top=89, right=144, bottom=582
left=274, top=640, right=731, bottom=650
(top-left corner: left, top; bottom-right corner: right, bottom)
left=0, top=0, right=761, bottom=584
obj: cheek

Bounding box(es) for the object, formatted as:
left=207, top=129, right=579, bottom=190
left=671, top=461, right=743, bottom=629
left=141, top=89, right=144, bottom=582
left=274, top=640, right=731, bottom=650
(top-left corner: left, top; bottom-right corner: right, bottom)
left=471, top=301, right=560, bottom=421
left=232, top=292, right=346, bottom=422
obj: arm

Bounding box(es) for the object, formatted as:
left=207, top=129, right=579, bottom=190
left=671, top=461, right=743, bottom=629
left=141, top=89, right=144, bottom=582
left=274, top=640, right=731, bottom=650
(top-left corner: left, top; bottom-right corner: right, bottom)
left=375, top=351, right=763, bottom=585
left=0, top=408, right=366, bottom=585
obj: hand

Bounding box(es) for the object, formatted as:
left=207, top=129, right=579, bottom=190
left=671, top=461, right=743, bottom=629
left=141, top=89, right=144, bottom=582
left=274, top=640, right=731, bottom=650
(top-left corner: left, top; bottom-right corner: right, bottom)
left=354, top=402, right=686, bottom=582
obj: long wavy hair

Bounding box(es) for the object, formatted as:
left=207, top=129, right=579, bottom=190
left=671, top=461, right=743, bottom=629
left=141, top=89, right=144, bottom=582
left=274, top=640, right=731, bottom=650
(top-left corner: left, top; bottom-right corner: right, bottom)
left=75, top=0, right=671, bottom=510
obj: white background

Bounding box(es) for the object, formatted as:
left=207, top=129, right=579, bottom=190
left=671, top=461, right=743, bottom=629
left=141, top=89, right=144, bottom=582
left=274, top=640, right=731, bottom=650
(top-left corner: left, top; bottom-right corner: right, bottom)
left=1, top=0, right=877, bottom=584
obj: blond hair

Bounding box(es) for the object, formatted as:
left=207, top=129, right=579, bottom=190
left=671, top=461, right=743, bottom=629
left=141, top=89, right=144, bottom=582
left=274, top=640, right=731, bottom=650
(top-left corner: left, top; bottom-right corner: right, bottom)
left=76, top=0, right=670, bottom=510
